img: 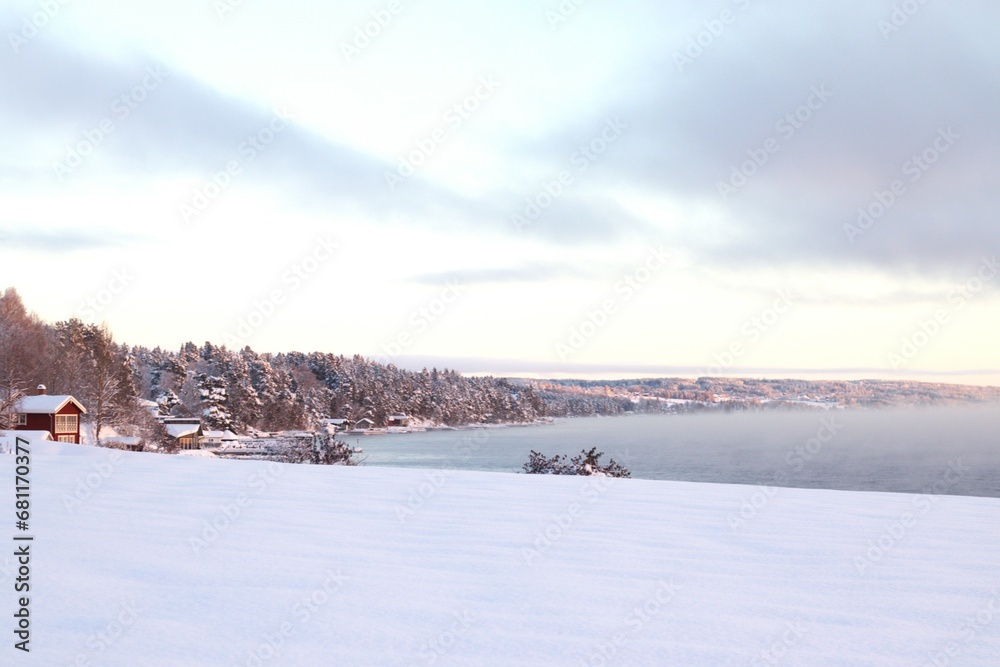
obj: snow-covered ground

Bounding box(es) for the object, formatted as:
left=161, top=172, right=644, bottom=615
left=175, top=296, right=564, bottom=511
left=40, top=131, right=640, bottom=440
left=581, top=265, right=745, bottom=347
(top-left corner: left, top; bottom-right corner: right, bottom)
left=2, top=438, right=999, bottom=666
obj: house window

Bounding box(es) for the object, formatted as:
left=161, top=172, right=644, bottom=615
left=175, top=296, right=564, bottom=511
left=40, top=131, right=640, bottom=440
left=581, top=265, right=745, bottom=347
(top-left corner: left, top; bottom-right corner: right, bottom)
left=57, top=435, right=76, bottom=443
left=55, top=414, right=78, bottom=433
left=179, top=436, right=197, bottom=450
left=16, top=414, right=27, bottom=425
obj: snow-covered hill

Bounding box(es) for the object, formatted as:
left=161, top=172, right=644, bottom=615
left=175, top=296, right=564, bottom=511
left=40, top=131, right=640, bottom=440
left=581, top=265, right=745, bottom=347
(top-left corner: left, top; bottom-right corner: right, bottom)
left=3, top=440, right=999, bottom=666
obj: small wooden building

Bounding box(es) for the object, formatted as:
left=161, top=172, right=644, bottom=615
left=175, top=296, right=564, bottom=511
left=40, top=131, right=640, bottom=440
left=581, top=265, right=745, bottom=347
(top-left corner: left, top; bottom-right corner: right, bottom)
left=160, top=417, right=204, bottom=450
left=14, top=385, right=87, bottom=444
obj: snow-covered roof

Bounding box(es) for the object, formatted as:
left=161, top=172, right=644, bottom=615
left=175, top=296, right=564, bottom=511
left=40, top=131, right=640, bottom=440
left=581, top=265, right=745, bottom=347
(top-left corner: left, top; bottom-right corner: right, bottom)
left=203, top=430, right=225, bottom=438
left=165, top=423, right=201, bottom=439
left=322, top=418, right=347, bottom=425
left=102, top=436, right=141, bottom=446
left=16, top=395, right=87, bottom=415
left=222, top=430, right=238, bottom=441
left=0, top=429, right=53, bottom=441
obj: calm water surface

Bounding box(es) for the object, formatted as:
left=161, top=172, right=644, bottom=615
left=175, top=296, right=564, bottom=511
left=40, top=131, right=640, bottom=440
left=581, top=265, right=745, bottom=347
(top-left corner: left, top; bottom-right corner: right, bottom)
left=353, top=406, right=1000, bottom=498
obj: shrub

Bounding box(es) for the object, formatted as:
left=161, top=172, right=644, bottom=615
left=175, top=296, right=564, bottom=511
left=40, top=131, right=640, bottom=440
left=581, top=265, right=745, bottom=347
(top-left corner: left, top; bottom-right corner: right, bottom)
left=278, top=433, right=362, bottom=466
left=522, top=447, right=630, bottom=478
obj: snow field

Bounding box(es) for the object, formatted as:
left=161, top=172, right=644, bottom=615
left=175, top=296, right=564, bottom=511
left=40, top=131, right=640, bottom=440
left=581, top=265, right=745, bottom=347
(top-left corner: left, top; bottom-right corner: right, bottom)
left=2, top=439, right=999, bottom=666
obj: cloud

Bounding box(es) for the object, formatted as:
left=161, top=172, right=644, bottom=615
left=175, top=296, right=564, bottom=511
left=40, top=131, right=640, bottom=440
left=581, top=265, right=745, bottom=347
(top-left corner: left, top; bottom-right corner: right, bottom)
left=0, top=31, right=654, bottom=246
left=409, top=261, right=600, bottom=286
left=4, top=3, right=997, bottom=262
left=517, top=2, right=1000, bottom=275
left=0, top=228, right=141, bottom=253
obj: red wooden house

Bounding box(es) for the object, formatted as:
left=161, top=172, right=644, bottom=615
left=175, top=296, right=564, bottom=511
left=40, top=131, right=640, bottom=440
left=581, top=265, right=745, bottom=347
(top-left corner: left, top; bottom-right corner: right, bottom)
left=14, top=385, right=87, bottom=444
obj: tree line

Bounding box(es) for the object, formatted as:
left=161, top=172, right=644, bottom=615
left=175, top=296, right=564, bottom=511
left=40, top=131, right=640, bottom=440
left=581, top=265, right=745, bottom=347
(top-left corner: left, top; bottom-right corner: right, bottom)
left=1, top=288, right=663, bottom=448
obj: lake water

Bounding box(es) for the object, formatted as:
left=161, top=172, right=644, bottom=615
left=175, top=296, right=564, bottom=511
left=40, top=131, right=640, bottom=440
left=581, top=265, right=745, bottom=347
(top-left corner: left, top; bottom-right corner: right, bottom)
left=353, top=405, right=1000, bottom=498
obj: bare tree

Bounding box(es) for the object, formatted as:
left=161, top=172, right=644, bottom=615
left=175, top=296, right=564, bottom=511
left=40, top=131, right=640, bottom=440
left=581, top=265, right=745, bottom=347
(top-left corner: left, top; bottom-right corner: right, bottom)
left=115, top=398, right=173, bottom=452
left=50, top=319, right=136, bottom=443
left=90, top=365, right=121, bottom=443
left=0, top=288, right=48, bottom=428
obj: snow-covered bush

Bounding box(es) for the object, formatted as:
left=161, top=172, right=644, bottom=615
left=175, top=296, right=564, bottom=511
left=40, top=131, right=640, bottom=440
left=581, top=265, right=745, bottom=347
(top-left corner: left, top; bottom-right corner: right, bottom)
left=277, top=434, right=362, bottom=466
left=522, top=447, right=630, bottom=478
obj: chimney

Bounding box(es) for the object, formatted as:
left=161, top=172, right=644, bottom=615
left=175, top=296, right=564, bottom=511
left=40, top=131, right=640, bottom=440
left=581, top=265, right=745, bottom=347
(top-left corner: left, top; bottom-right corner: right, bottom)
left=36, top=384, right=47, bottom=395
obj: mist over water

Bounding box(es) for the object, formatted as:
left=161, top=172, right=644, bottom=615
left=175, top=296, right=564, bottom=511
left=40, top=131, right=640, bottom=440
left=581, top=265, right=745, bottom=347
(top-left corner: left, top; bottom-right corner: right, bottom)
left=358, top=405, right=1000, bottom=498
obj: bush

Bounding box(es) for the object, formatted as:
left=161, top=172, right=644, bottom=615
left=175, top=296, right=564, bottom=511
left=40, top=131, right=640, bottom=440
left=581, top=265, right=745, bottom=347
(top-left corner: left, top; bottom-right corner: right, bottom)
left=522, top=447, right=630, bottom=478
left=278, top=434, right=362, bottom=466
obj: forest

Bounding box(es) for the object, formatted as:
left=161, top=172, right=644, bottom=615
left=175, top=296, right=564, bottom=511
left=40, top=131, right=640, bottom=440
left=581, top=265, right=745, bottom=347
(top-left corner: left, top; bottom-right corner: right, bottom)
left=0, top=288, right=660, bottom=447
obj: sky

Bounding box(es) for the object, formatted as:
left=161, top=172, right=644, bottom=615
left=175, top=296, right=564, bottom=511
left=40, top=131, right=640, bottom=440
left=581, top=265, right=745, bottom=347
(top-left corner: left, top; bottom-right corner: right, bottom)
left=1, top=0, right=998, bottom=384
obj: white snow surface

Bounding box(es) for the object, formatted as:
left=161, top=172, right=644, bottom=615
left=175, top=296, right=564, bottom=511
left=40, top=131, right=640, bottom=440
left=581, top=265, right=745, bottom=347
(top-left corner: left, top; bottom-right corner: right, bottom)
left=3, top=439, right=1000, bottom=666
left=14, top=394, right=86, bottom=414
left=163, top=422, right=200, bottom=439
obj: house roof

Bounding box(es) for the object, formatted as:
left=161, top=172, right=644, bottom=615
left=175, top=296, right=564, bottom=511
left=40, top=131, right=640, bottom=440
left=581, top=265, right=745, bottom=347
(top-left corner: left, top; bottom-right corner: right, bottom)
left=222, top=430, right=238, bottom=441
left=16, top=395, right=87, bottom=415
left=203, top=430, right=225, bottom=438
left=0, top=429, right=53, bottom=441
left=165, top=423, right=201, bottom=439
left=102, top=436, right=141, bottom=446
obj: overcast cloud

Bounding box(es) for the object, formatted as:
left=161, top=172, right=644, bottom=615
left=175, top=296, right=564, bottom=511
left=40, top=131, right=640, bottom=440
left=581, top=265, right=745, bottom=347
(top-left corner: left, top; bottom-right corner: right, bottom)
left=1, top=0, right=997, bottom=382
